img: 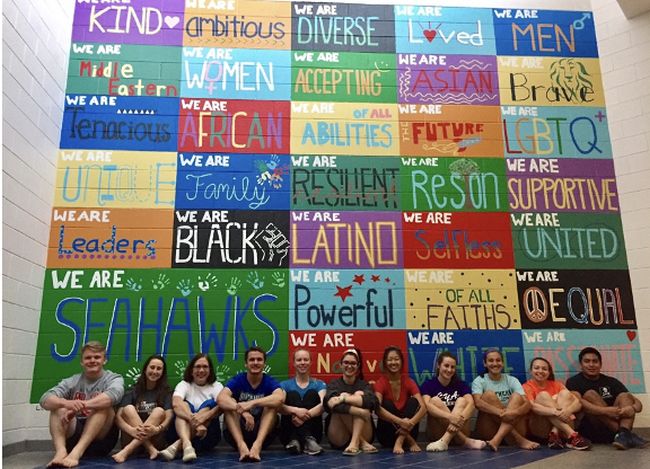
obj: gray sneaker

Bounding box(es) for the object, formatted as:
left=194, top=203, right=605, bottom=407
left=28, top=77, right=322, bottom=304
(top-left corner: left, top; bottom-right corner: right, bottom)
left=613, top=430, right=633, bottom=450
left=629, top=432, right=650, bottom=449
left=303, top=436, right=323, bottom=455
left=286, top=439, right=301, bottom=455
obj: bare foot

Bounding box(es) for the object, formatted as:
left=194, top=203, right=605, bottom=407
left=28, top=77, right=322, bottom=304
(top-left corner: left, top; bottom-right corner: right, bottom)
left=111, top=450, right=128, bottom=464
left=393, top=443, right=405, bottom=455
left=47, top=451, right=68, bottom=468
left=464, top=438, right=487, bottom=450
left=249, top=443, right=262, bottom=462
left=519, top=439, right=540, bottom=450
left=409, top=442, right=422, bottom=452
left=60, top=455, right=80, bottom=468
left=238, top=442, right=251, bottom=462
left=147, top=447, right=159, bottom=460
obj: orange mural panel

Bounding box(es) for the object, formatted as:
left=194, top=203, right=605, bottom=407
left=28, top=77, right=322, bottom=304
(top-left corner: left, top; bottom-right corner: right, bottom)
left=399, top=105, right=503, bottom=157
left=47, top=208, right=174, bottom=268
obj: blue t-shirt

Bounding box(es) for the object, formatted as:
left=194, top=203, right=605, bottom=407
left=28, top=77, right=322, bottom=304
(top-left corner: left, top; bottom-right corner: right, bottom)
left=226, top=372, right=280, bottom=417
left=420, top=377, right=471, bottom=410
left=471, top=374, right=525, bottom=406
left=280, top=378, right=326, bottom=399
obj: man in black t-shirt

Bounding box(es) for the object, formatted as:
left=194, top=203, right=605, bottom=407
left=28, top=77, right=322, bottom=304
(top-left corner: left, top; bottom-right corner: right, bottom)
left=566, top=347, right=647, bottom=450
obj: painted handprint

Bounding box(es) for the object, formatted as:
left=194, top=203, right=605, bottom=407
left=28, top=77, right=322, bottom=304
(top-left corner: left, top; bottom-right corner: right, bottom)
left=174, top=360, right=188, bottom=379
left=176, top=279, right=193, bottom=297
left=125, top=278, right=143, bottom=292
left=247, top=271, right=264, bottom=290
left=215, top=364, right=231, bottom=380
left=124, top=366, right=141, bottom=386
left=152, top=273, right=170, bottom=290
left=271, top=272, right=286, bottom=288
left=227, top=277, right=242, bottom=296
left=198, top=273, right=218, bottom=291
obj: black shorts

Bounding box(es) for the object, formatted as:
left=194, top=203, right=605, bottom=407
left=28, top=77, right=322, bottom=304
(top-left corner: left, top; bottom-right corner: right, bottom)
left=66, top=418, right=119, bottom=457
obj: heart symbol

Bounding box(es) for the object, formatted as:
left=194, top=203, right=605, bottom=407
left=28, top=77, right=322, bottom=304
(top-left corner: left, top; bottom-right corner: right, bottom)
left=164, top=16, right=180, bottom=29
left=423, top=29, right=437, bottom=42
left=626, top=330, right=636, bottom=341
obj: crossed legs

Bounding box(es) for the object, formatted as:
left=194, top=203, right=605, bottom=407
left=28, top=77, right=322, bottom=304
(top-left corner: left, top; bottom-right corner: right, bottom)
left=47, top=407, right=115, bottom=468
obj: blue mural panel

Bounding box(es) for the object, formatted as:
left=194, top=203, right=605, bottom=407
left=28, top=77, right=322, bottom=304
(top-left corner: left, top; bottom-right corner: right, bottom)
left=494, top=9, right=598, bottom=57
left=522, top=329, right=645, bottom=393
left=181, top=48, right=292, bottom=100
left=60, top=95, right=179, bottom=151
left=395, top=6, right=496, bottom=55
left=408, top=329, right=525, bottom=385
left=175, top=153, right=290, bottom=210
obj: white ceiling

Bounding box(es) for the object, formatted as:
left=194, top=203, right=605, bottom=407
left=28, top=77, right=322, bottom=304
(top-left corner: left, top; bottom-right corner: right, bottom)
left=616, top=0, right=650, bottom=18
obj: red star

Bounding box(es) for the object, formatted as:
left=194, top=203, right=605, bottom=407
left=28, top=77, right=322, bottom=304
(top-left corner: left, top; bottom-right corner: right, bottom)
left=353, top=274, right=365, bottom=285
left=371, top=275, right=381, bottom=282
left=334, top=285, right=353, bottom=302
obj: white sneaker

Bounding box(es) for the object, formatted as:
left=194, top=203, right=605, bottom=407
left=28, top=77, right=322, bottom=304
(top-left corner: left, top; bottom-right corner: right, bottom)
left=426, top=439, right=449, bottom=452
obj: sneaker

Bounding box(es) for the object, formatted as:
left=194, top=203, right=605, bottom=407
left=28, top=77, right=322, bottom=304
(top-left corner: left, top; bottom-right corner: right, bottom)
left=613, top=430, right=633, bottom=450
left=426, top=440, right=448, bottom=452
left=547, top=432, right=564, bottom=450
left=566, top=432, right=591, bottom=450
left=303, top=436, right=323, bottom=456
left=285, top=439, right=301, bottom=455
left=182, top=446, right=197, bottom=463
left=628, top=432, right=650, bottom=449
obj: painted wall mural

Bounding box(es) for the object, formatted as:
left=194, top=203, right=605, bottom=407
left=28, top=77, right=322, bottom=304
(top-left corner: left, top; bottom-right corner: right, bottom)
left=31, top=0, right=645, bottom=401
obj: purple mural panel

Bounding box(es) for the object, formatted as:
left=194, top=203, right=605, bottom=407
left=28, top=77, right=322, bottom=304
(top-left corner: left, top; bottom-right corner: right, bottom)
left=508, top=158, right=619, bottom=213
left=291, top=210, right=403, bottom=269
left=398, top=54, right=499, bottom=105
left=72, top=0, right=185, bottom=46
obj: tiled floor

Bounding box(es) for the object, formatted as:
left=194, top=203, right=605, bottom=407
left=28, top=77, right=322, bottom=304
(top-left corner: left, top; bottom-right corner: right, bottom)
left=6, top=429, right=650, bottom=469
left=0, top=446, right=595, bottom=469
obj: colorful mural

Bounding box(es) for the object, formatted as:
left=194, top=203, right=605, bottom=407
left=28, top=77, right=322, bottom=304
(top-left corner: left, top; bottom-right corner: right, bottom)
left=31, top=1, right=644, bottom=401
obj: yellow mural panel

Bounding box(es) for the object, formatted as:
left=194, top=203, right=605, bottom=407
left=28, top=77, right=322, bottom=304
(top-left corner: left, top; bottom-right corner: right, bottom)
left=184, top=0, right=292, bottom=49
left=498, top=56, right=604, bottom=107
left=291, top=101, right=399, bottom=155
left=405, top=269, right=521, bottom=330
left=55, top=150, right=177, bottom=209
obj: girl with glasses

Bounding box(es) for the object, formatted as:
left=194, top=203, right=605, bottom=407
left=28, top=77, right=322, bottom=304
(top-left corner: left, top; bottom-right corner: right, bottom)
left=160, top=354, right=224, bottom=463
left=323, top=348, right=379, bottom=456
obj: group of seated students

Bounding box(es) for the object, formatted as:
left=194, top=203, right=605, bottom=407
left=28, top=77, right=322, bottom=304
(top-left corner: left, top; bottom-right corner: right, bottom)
left=39, top=341, right=647, bottom=467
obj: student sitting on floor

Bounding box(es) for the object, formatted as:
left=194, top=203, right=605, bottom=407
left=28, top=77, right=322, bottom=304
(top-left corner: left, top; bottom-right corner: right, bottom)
left=39, top=341, right=124, bottom=468
left=374, top=346, right=426, bottom=454
left=218, top=346, right=284, bottom=462
left=421, top=351, right=486, bottom=452
left=112, top=355, right=173, bottom=463
left=566, top=347, right=647, bottom=450
left=278, top=349, right=326, bottom=456
left=159, top=353, right=223, bottom=463
left=472, top=348, right=539, bottom=452
left=523, top=357, right=590, bottom=450
left=324, top=348, right=379, bottom=456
